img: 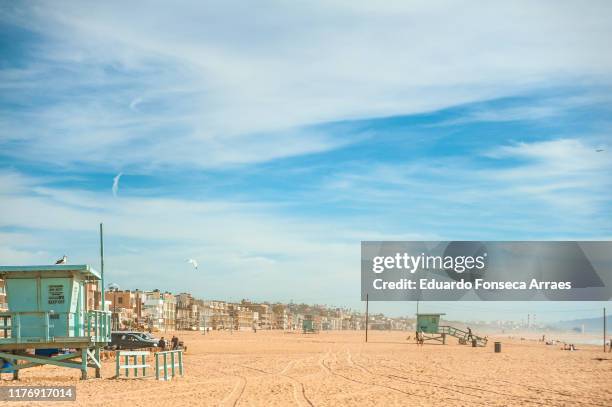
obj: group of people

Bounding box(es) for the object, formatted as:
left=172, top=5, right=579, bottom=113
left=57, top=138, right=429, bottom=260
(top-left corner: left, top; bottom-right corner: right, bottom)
left=157, top=335, right=182, bottom=351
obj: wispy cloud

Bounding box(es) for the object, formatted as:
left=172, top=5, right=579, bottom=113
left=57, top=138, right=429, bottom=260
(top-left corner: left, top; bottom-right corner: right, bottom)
left=318, top=138, right=612, bottom=237
left=112, top=172, right=123, bottom=197
left=2, top=1, right=612, bottom=170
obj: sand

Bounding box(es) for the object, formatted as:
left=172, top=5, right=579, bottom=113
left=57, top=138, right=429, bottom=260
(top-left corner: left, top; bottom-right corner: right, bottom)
left=1, top=330, right=610, bottom=406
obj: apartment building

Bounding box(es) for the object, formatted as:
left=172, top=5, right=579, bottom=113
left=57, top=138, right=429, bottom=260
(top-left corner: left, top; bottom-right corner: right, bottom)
left=84, top=282, right=102, bottom=311
left=104, top=289, right=145, bottom=330
left=229, top=304, right=254, bottom=331
left=142, top=290, right=176, bottom=331
left=272, top=304, right=288, bottom=329
left=207, top=300, right=232, bottom=330
left=195, top=299, right=213, bottom=330
left=176, top=292, right=200, bottom=330
left=241, top=300, right=273, bottom=329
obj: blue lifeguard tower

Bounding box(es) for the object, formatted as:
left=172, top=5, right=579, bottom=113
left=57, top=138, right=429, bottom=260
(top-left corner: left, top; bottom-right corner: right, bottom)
left=0, top=264, right=111, bottom=379
left=416, top=312, right=487, bottom=346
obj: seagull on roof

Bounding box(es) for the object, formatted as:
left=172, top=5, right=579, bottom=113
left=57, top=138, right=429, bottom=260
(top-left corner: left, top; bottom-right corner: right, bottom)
left=55, top=255, right=67, bottom=264
left=186, top=258, right=198, bottom=270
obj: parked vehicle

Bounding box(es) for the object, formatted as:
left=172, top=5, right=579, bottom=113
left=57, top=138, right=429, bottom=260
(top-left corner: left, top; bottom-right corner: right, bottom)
left=133, top=332, right=158, bottom=342
left=107, top=331, right=158, bottom=350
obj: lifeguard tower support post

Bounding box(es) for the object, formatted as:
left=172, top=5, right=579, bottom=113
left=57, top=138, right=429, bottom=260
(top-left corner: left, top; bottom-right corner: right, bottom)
left=0, top=265, right=111, bottom=379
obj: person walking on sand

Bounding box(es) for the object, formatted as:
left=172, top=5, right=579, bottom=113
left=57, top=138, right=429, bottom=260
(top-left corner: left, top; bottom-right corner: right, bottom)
left=158, top=336, right=166, bottom=350
left=467, top=327, right=473, bottom=342
left=171, top=335, right=179, bottom=350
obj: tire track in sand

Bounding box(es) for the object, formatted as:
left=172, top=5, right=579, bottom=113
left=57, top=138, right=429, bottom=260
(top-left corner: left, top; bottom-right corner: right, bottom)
left=220, top=375, right=247, bottom=407
left=356, top=353, right=603, bottom=407
left=319, top=348, right=427, bottom=400
left=240, top=360, right=314, bottom=407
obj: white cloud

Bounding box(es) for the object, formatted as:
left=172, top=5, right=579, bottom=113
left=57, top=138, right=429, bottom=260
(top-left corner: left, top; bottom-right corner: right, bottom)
left=318, top=138, right=612, bottom=235
left=2, top=1, right=612, bottom=169
left=0, top=170, right=363, bottom=302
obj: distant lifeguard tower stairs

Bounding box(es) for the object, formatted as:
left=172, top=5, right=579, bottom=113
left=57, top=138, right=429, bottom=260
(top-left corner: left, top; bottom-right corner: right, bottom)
left=0, top=265, right=111, bottom=379
left=417, top=313, right=487, bottom=346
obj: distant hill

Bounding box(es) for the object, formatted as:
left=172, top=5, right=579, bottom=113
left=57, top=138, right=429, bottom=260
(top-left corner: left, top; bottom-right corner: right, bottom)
left=554, top=315, right=612, bottom=333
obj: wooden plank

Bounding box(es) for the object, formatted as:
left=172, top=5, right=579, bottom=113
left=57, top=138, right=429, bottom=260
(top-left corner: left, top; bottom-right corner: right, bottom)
left=0, top=352, right=85, bottom=370
left=117, top=351, right=150, bottom=356
left=87, top=349, right=101, bottom=369
left=119, top=364, right=149, bottom=369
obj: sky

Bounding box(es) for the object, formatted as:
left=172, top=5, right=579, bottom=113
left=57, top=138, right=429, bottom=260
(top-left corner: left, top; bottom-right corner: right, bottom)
left=1, top=1, right=611, bottom=323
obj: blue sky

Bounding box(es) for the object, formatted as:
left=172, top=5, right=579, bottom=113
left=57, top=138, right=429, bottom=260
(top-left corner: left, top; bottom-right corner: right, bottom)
left=1, top=1, right=611, bottom=322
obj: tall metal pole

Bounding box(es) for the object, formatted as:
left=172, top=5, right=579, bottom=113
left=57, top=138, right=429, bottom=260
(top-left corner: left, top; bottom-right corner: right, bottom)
left=99, top=223, right=105, bottom=312
left=365, top=294, right=369, bottom=343
left=604, top=307, right=607, bottom=353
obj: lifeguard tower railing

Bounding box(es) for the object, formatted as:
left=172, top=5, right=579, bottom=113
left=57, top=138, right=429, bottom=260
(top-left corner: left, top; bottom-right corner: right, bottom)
left=0, top=310, right=111, bottom=346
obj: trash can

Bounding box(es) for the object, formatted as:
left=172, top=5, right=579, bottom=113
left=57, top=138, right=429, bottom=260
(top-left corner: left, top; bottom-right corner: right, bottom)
left=494, top=342, right=501, bottom=353
left=472, top=339, right=477, bottom=347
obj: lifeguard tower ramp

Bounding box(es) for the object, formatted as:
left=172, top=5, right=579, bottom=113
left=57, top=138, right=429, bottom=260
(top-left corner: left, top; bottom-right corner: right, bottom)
left=439, top=325, right=488, bottom=346
left=416, top=313, right=487, bottom=346
left=0, top=265, right=111, bottom=379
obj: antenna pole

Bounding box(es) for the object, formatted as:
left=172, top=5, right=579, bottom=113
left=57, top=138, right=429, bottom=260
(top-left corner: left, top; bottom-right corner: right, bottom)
left=100, top=223, right=105, bottom=312
left=604, top=307, right=607, bottom=353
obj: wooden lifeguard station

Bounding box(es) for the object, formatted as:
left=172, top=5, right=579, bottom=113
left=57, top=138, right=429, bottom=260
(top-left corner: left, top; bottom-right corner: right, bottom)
left=302, top=315, right=318, bottom=334
left=416, top=312, right=488, bottom=346
left=0, top=264, right=111, bottom=379
left=416, top=313, right=446, bottom=344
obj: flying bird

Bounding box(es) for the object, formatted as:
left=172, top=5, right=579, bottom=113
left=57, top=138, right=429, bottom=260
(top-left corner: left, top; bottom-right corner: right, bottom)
left=186, top=258, right=199, bottom=270
left=112, top=172, right=123, bottom=197
left=55, top=255, right=67, bottom=264
left=596, top=149, right=605, bottom=152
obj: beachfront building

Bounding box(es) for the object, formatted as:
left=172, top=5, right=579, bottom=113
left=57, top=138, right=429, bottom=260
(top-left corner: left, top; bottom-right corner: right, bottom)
left=104, top=289, right=145, bottom=330
left=323, top=316, right=342, bottom=330
left=142, top=290, right=177, bottom=331
left=196, top=299, right=214, bottom=331
left=230, top=304, right=255, bottom=331
left=207, top=300, right=232, bottom=330
left=272, top=304, right=288, bottom=329
left=143, top=290, right=164, bottom=330
left=84, top=282, right=102, bottom=311
left=241, top=300, right=273, bottom=329
left=163, top=292, right=176, bottom=330
left=291, top=313, right=304, bottom=330
left=176, top=292, right=200, bottom=330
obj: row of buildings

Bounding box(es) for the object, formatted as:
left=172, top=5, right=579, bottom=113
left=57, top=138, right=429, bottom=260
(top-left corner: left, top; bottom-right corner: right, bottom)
left=87, top=286, right=412, bottom=332
left=0, top=279, right=411, bottom=332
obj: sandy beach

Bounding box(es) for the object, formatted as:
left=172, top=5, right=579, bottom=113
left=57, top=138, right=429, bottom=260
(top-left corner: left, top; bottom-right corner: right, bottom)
left=1, top=330, right=610, bottom=406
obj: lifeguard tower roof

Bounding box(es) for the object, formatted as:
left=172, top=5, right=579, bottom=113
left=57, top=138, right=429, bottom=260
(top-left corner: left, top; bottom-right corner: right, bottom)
left=416, top=313, right=446, bottom=316
left=0, top=264, right=101, bottom=280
